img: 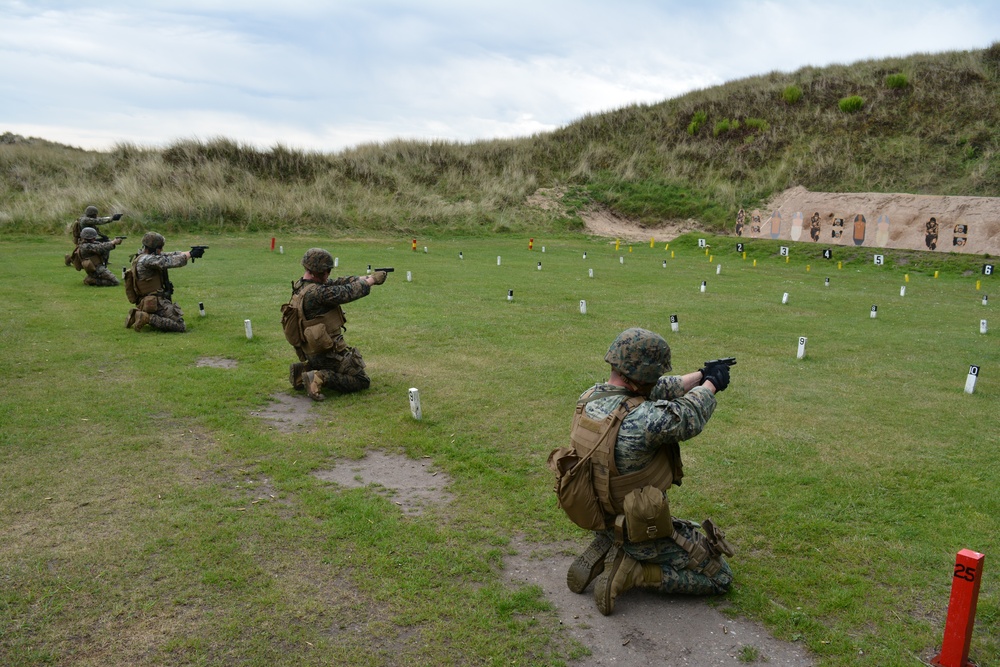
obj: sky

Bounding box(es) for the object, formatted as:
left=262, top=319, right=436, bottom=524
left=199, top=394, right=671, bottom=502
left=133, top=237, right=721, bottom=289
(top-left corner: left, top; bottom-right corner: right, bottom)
left=2, top=1, right=998, bottom=154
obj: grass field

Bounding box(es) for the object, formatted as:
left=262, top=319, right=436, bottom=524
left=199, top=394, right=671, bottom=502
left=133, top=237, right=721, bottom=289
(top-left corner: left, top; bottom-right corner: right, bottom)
left=1, top=232, right=997, bottom=666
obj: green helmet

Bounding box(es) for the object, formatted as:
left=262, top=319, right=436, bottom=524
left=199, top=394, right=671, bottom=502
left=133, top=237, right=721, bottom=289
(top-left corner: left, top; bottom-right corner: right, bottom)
left=84, top=206, right=98, bottom=217
left=604, top=327, right=672, bottom=383
left=80, top=227, right=99, bottom=241
left=302, top=248, right=334, bottom=273
left=141, top=231, right=165, bottom=250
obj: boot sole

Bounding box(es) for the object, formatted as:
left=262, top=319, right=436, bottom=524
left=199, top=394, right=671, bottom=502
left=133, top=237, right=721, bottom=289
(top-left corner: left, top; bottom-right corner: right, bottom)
left=566, top=533, right=613, bottom=593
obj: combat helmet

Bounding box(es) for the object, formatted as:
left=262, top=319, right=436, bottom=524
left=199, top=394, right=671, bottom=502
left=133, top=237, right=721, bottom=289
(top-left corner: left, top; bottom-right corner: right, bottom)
left=84, top=205, right=98, bottom=217
left=302, top=248, right=334, bottom=273
left=604, top=327, right=672, bottom=383
left=141, top=231, right=165, bottom=250
left=80, top=227, right=99, bottom=241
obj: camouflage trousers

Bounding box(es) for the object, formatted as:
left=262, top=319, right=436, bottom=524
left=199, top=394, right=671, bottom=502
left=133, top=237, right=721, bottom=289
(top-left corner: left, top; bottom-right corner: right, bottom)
left=306, top=343, right=370, bottom=393
left=83, top=265, right=120, bottom=287
left=601, top=518, right=733, bottom=595
left=130, top=295, right=186, bottom=333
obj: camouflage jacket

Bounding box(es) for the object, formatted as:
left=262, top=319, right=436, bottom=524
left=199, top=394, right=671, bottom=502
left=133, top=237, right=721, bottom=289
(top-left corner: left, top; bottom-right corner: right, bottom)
left=579, top=377, right=716, bottom=475
left=294, top=276, right=370, bottom=320
left=79, top=240, right=117, bottom=266
left=72, top=216, right=115, bottom=244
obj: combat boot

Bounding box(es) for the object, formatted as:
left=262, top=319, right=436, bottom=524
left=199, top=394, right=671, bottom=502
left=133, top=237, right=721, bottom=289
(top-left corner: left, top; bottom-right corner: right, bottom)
left=594, top=546, right=662, bottom=615
left=125, top=309, right=138, bottom=329
left=133, top=311, right=151, bottom=332
left=289, top=362, right=307, bottom=390
left=566, top=532, right=613, bottom=593
left=304, top=371, right=325, bottom=401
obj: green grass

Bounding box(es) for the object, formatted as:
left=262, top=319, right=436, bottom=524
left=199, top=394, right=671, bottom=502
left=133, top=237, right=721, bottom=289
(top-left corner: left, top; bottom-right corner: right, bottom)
left=1, top=232, right=997, bottom=666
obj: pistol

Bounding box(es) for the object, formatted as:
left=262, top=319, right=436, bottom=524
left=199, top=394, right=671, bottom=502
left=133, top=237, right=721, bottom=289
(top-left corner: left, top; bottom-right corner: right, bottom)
left=189, top=245, right=209, bottom=263
left=114, top=236, right=128, bottom=241
left=703, top=357, right=737, bottom=368
left=372, top=267, right=395, bottom=272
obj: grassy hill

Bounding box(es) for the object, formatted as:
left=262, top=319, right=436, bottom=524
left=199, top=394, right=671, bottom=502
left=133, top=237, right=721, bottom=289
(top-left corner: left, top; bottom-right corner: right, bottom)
left=1, top=44, right=998, bottom=237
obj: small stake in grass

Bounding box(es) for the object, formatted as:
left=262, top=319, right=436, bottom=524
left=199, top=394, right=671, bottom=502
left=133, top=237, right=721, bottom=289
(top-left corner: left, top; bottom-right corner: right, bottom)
left=670, top=314, right=679, bottom=333
left=935, top=270, right=939, bottom=279
left=406, top=271, right=412, bottom=282
left=579, top=300, right=587, bottom=315
left=244, top=319, right=253, bottom=340
left=537, top=262, right=542, bottom=271
left=529, top=238, right=534, bottom=250
left=871, top=305, right=878, bottom=319
left=838, top=261, right=843, bottom=270
left=497, top=256, right=501, bottom=266
left=905, top=273, right=910, bottom=283
left=797, top=336, right=807, bottom=359
left=270, top=237, right=275, bottom=251
left=366, top=264, right=372, bottom=274
left=588, top=268, right=594, bottom=278
left=700, top=281, right=707, bottom=293
left=980, top=320, right=988, bottom=335
left=542, top=246, right=545, bottom=253
left=825, top=277, right=830, bottom=287
left=199, top=302, right=205, bottom=317
left=411, top=239, right=417, bottom=251
left=931, top=548, right=984, bottom=666
left=716, top=264, right=721, bottom=275
left=459, top=251, right=463, bottom=259
left=964, top=365, right=979, bottom=394
left=976, top=280, right=980, bottom=291
left=983, top=295, right=988, bottom=306
left=753, top=259, right=757, bottom=267
left=662, top=260, right=667, bottom=268
left=279, top=245, right=283, bottom=254
left=507, top=289, right=513, bottom=302
left=408, top=388, right=422, bottom=420
left=900, top=285, right=906, bottom=297
left=582, top=252, right=587, bottom=259
left=619, top=256, right=624, bottom=265
left=423, top=246, right=428, bottom=253
left=334, top=257, right=339, bottom=268
left=782, top=292, right=789, bottom=304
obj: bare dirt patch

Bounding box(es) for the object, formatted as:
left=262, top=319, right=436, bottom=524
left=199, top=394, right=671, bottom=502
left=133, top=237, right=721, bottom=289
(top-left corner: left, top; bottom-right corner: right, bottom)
left=313, top=451, right=813, bottom=664
left=252, top=392, right=318, bottom=432
left=195, top=356, right=238, bottom=368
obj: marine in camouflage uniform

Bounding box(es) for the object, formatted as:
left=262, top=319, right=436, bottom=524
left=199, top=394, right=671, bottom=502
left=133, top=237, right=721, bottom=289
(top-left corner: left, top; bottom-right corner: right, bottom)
left=286, top=248, right=387, bottom=400
left=126, top=232, right=204, bottom=333
left=65, top=205, right=121, bottom=266
left=565, top=327, right=735, bottom=615
left=78, top=227, right=124, bottom=286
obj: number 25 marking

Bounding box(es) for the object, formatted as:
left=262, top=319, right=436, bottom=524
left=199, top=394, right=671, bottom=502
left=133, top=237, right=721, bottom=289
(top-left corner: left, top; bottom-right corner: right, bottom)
left=954, top=563, right=977, bottom=582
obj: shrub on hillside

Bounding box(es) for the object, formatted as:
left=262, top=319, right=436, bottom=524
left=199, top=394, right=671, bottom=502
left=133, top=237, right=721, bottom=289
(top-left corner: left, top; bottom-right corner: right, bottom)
left=687, top=111, right=707, bottom=136
left=886, top=73, right=909, bottom=89
left=984, top=41, right=1000, bottom=74
left=838, top=95, right=865, bottom=113
left=713, top=119, right=740, bottom=137
left=744, top=117, right=769, bottom=132
left=782, top=85, right=803, bottom=104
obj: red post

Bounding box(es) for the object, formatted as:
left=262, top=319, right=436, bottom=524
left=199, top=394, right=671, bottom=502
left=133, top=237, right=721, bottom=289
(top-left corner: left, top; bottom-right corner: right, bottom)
left=412, top=238, right=417, bottom=251
left=270, top=237, right=275, bottom=251
left=529, top=238, right=534, bottom=250
left=932, top=549, right=985, bottom=667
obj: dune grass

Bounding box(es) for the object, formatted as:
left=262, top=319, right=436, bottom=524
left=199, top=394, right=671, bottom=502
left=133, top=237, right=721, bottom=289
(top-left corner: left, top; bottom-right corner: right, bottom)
left=0, top=232, right=996, bottom=666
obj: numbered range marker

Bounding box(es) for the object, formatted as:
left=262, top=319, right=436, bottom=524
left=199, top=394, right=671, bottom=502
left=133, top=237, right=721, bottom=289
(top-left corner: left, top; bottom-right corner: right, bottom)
left=931, top=549, right=985, bottom=667
left=537, top=262, right=542, bottom=271
left=459, top=252, right=464, bottom=259
left=874, top=254, right=884, bottom=266
left=579, top=300, right=587, bottom=315
left=716, top=264, right=722, bottom=275
left=406, top=271, right=412, bottom=282
left=670, top=314, right=679, bottom=333
left=408, top=388, right=422, bottom=420
left=582, top=252, right=587, bottom=259
left=983, top=295, right=989, bottom=306
left=782, top=292, right=789, bottom=305
left=900, top=286, right=906, bottom=297
left=981, top=320, right=988, bottom=335
left=700, top=281, right=707, bottom=293
left=619, top=256, right=624, bottom=265
left=199, top=302, right=206, bottom=317
left=825, top=277, right=830, bottom=287
left=797, top=336, right=807, bottom=359
left=507, top=289, right=513, bottom=302
left=334, top=257, right=339, bottom=268
left=662, top=260, right=667, bottom=268
left=780, top=246, right=789, bottom=257
left=244, top=319, right=253, bottom=340
left=497, top=256, right=502, bottom=266
left=965, top=365, right=979, bottom=394
left=870, top=305, right=878, bottom=319
left=983, top=264, right=994, bottom=276
left=588, top=268, right=594, bottom=278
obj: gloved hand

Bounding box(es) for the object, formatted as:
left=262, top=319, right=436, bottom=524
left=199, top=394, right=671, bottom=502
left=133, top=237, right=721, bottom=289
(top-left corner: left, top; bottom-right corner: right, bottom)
left=702, top=364, right=730, bottom=393
left=190, top=247, right=206, bottom=259
left=372, top=270, right=388, bottom=285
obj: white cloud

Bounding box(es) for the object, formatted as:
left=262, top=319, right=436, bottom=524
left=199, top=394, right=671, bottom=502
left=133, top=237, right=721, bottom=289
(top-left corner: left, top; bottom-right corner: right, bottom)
left=1, top=1, right=997, bottom=151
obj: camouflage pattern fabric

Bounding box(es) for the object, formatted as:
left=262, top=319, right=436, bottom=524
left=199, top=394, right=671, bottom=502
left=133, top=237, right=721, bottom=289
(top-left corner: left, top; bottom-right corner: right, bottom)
left=133, top=251, right=189, bottom=332
left=295, top=276, right=372, bottom=393
left=604, top=327, right=672, bottom=382
left=79, top=240, right=119, bottom=286
left=581, top=378, right=730, bottom=595
left=71, top=216, right=115, bottom=244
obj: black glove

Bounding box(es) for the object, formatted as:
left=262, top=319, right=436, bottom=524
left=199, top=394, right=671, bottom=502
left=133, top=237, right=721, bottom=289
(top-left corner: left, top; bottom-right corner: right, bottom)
left=112, top=213, right=124, bottom=221
left=702, top=364, right=730, bottom=393
left=190, top=247, right=206, bottom=259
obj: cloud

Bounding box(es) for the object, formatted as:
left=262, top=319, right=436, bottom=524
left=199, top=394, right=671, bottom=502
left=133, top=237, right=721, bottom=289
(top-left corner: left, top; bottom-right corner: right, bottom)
left=1, top=1, right=997, bottom=151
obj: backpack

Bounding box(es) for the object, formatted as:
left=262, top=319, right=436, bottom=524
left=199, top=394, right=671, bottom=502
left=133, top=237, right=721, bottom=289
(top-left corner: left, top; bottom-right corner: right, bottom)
left=123, top=256, right=139, bottom=304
